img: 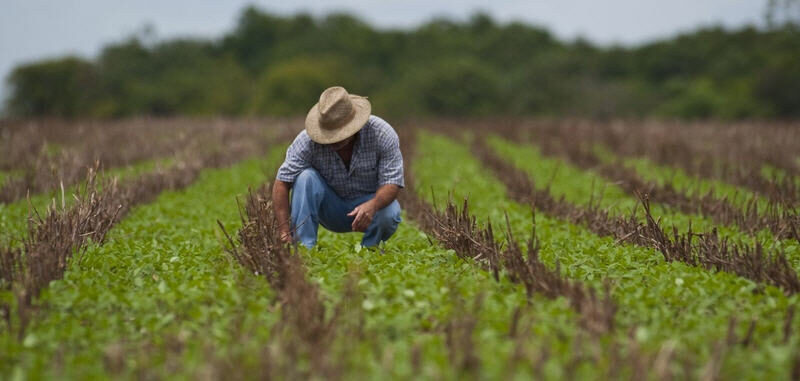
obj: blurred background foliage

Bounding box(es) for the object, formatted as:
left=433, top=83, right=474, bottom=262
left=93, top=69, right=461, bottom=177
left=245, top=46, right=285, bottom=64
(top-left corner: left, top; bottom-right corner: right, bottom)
left=4, top=6, right=800, bottom=120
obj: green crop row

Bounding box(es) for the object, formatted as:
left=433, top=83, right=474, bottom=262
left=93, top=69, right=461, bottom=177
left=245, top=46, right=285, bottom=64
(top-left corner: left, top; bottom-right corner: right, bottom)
left=0, top=140, right=626, bottom=379
left=2, top=128, right=796, bottom=379
left=303, top=215, right=590, bottom=379
left=0, top=145, right=550, bottom=379
left=0, top=158, right=174, bottom=247
left=761, top=165, right=800, bottom=191
left=488, top=136, right=800, bottom=266
left=413, top=131, right=799, bottom=379
left=0, top=154, right=278, bottom=379
left=594, top=144, right=770, bottom=209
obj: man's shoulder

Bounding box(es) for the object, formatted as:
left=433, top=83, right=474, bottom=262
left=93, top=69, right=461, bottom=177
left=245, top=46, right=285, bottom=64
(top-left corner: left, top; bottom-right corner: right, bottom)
left=290, top=130, right=313, bottom=147
left=365, top=115, right=398, bottom=141
left=366, top=115, right=392, bottom=131
left=286, top=130, right=317, bottom=156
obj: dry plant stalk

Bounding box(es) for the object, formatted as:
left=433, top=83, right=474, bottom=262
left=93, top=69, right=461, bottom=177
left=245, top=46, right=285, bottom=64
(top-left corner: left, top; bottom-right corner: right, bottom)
left=0, top=131, right=283, bottom=336
left=465, top=118, right=800, bottom=206
left=444, top=293, right=483, bottom=377
left=499, top=213, right=616, bottom=335
left=594, top=162, right=800, bottom=243
left=640, top=197, right=800, bottom=294
left=399, top=128, right=616, bottom=336
left=474, top=139, right=800, bottom=295
left=428, top=198, right=502, bottom=280
left=219, top=184, right=345, bottom=380
left=479, top=120, right=800, bottom=242
left=425, top=119, right=799, bottom=233
left=0, top=162, right=200, bottom=335
left=0, top=117, right=297, bottom=204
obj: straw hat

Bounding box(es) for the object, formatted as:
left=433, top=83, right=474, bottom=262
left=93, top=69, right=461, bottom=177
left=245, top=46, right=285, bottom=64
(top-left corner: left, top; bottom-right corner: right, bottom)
left=305, top=86, right=371, bottom=144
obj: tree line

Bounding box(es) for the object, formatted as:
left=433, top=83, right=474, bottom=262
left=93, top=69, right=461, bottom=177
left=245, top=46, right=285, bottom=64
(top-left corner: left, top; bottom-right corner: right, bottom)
left=5, top=7, right=800, bottom=120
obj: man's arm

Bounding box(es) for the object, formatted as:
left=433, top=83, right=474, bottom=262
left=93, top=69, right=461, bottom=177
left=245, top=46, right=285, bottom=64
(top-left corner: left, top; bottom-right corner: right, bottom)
left=348, top=184, right=400, bottom=232
left=272, top=180, right=293, bottom=243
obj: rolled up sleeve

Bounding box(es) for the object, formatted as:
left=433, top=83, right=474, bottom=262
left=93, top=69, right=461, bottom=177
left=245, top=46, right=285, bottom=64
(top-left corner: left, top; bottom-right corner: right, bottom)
left=276, top=133, right=311, bottom=184
left=377, top=128, right=404, bottom=188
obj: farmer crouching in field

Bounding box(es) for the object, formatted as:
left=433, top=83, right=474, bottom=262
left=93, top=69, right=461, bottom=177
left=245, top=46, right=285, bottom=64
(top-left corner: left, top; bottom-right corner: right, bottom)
left=272, top=86, right=404, bottom=248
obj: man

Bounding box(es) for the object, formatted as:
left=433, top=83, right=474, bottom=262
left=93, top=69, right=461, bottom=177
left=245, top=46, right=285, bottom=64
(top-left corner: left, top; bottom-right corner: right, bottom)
left=273, top=86, right=404, bottom=248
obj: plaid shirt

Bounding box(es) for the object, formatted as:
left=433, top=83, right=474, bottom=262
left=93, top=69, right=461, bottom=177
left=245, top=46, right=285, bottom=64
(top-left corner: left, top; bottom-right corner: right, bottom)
left=276, top=115, right=404, bottom=200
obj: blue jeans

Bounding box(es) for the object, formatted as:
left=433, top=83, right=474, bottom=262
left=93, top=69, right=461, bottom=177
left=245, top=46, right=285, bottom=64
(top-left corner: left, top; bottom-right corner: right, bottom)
left=291, top=168, right=402, bottom=248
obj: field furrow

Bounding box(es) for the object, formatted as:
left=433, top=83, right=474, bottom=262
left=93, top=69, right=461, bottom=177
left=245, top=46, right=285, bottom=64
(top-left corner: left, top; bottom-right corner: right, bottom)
left=482, top=136, right=800, bottom=295
left=473, top=119, right=800, bottom=207
left=2, top=118, right=797, bottom=379
left=4, top=6, right=800, bottom=377
left=209, top=132, right=614, bottom=378
left=412, top=131, right=800, bottom=379
left=0, top=126, right=286, bottom=340
left=0, top=119, right=286, bottom=204
left=0, top=151, right=282, bottom=378
left=0, top=158, right=173, bottom=246
left=400, top=130, right=619, bottom=333
left=219, top=184, right=352, bottom=379
left=216, top=162, right=597, bottom=377
left=591, top=146, right=799, bottom=242
left=308, top=209, right=594, bottom=379
left=486, top=135, right=800, bottom=269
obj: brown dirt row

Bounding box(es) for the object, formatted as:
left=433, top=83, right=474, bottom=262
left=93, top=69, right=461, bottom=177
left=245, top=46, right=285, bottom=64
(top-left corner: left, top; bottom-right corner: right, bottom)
left=417, top=118, right=799, bottom=206
left=0, top=117, right=293, bottom=170
left=507, top=119, right=800, bottom=206
left=0, top=129, right=283, bottom=337
left=398, top=127, right=762, bottom=378
left=218, top=184, right=356, bottom=379
left=591, top=120, right=800, bottom=203
left=398, top=129, right=615, bottom=335
left=590, top=158, right=799, bottom=243
left=397, top=130, right=626, bottom=376
left=218, top=183, right=488, bottom=379
left=81, top=125, right=791, bottom=379
left=474, top=121, right=800, bottom=243
left=473, top=139, right=800, bottom=295
left=0, top=118, right=298, bottom=204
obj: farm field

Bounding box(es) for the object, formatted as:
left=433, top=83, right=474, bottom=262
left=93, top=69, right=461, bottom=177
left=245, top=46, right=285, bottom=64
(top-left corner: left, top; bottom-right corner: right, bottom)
left=1, top=118, right=799, bottom=379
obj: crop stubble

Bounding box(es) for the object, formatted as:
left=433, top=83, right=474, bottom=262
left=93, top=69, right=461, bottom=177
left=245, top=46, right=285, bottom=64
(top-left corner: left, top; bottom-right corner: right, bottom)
left=2, top=117, right=798, bottom=378
left=396, top=128, right=711, bottom=378
left=0, top=118, right=289, bottom=204
left=0, top=121, right=291, bottom=336
left=503, top=120, right=799, bottom=242
left=503, top=119, right=800, bottom=206
left=412, top=129, right=800, bottom=378
left=219, top=184, right=359, bottom=380
left=473, top=137, right=800, bottom=295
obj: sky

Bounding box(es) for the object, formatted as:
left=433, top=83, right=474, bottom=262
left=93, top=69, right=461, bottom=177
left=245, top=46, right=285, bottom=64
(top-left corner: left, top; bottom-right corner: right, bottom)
left=0, top=0, right=767, bottom=107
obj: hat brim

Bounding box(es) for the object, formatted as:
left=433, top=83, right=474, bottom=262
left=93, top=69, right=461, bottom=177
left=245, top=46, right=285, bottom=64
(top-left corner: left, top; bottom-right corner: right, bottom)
left=305, top=96, right=371, bottom=144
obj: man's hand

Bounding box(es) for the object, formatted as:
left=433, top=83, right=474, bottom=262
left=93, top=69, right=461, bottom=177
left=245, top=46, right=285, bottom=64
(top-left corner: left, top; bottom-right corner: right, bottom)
left=347, top=199, right=378, bottom=232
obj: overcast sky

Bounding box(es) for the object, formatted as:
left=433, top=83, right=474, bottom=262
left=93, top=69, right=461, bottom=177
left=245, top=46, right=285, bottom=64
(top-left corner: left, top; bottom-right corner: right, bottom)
left=0, top=0, right=767, bottom=106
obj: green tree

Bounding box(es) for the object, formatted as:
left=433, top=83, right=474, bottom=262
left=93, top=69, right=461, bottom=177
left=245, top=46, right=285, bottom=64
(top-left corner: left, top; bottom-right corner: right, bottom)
left=248, top=56, right=353, bottom=116
left=412, top=58, right=501, bottom=116
left=5, top=7, right=800, bottom=120
left=6, top=57, right=98, bottom=117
